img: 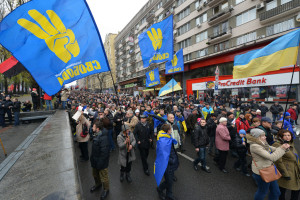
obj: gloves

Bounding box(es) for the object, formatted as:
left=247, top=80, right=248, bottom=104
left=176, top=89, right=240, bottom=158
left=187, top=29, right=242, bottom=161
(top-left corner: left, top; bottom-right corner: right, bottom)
left=283, top=176, right=291, bottom=180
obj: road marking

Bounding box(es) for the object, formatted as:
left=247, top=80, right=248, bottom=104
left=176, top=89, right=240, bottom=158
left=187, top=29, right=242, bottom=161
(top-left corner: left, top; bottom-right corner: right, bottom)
left=177, top=152, right=210, bottom=169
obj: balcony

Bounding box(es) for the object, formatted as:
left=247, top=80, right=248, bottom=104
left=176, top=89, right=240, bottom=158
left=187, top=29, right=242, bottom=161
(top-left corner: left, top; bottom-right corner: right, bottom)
left=120, top=55, right=126, bottom=60
left=208, top=0, right=225, bottom=7
left=208, top=6, right=233, bottom=25
left=129, top=58, right=136, bottom=64
left=162, top=0, right=174, bottom=9
left=208, top=27, right=232, bottom=44
left=259, top=0, right=300, bottom=24
left=146, top=12, right=155, bottom=23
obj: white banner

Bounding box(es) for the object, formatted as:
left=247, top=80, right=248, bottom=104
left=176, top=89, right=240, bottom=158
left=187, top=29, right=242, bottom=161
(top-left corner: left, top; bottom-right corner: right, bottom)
left=192, top=72, right=299, bottom=91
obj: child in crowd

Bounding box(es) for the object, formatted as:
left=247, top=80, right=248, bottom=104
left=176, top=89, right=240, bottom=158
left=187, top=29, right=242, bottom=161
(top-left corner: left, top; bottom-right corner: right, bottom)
left=234, top=129, right=250, bottom=176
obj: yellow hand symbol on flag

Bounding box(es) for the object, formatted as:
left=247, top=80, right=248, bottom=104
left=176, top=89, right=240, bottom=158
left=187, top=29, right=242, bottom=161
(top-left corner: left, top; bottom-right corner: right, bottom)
left=18, top=10, right=80, bottom=63
left=171, top=54, right=178, bottom=67
left=147, top=28, right=163, bottom=51
left=149, top=70, right=155, bottom=81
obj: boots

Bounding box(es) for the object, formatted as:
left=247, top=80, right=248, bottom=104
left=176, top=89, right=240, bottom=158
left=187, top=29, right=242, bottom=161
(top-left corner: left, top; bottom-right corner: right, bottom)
left=180, top=145, right=186, bottom=153
left=100, top=190, right=109, bottom=200
left=120, top=172, right=125, bottom=182
left=126, top=172, right=132, bottom=183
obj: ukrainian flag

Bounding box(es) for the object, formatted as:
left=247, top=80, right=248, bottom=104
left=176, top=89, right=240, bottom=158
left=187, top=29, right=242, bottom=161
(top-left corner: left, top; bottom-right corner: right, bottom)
left=158, top=78, right=182, bottom=97
left=233, top=29, right=300, bottom=79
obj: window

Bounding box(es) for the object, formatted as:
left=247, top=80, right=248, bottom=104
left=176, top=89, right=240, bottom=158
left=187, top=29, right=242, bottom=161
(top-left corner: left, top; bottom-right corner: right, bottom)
left=221, top=2, right=229, bottom=10
left=266, top=0, right=277, bottom=11
left=141, top=17, right=146, bottom=25
left=178, top=7, right=190, bottom=21
left=212, top=6, right=220, bottom=15
left=136, top=52, right=141, bottom=60
left=196, top=48, right=208, bottom=58
left=178, top=38, right=191, bottom=49
left=178, top=23, right=190, bottom=36
left=236, top=32, right=257, bottom=45
left=213, top=21, right=229, bottom=37
left=177, top=0, right=186, bottom=6
left=195, top=0, right=207, bottom=8
left=266, top=18, right=295, bottom=36
left=214, top=41, right=230, bottom=53
left=157, top=1, right=163, bottom=9
left=236, top=0, right=245, bottom=4
left=281, top=0, right=292, bottom=4
left=196, top=12, right=207, bottom=25
left=158, top=13, right=163, bottom=21
left=236, top=8, right=256, bottom=26
left=184, top=53, right=192, bottom=61
left=196, top=31, right=208, bottom=43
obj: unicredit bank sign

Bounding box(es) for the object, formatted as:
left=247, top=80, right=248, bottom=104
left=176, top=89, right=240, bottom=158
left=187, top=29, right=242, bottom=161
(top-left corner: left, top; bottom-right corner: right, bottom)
left=192, top=72, right=299, bottom=91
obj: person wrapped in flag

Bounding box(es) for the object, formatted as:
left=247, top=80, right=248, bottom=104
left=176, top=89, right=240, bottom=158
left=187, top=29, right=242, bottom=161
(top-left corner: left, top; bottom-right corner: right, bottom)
left=155, top=124, right=179, bottom=200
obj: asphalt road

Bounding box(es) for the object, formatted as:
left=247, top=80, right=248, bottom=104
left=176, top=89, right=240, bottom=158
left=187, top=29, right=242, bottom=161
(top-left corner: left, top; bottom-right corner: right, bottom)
left=75, top=134, right=300, bottom=200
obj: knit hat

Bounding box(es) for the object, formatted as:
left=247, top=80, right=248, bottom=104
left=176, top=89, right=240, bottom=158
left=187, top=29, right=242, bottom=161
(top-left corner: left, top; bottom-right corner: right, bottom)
left=239, top=129, right=246, bottom=135
left=256, top=109, right=261, bottom=113
left=284, top=112, right=291, bottom=117
left=250, top=128, right=265, bottom=138
left=135, top=109, right=140, bottom=113
left=197, top=118, right=202, bottom=123
left=227, top=112, right=233, bottom=117
left=219, top=117, right=227, bottom=123
left=122, top=124, right=130, bottom=131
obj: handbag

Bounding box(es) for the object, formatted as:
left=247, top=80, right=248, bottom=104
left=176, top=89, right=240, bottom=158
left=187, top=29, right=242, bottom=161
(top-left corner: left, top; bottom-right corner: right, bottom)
left=253, top=159, right=282, bottom=183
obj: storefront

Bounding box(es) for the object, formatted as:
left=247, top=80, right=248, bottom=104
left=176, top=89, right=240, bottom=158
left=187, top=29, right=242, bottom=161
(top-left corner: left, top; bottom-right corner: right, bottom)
left=187, top=67, right=300, bottom=102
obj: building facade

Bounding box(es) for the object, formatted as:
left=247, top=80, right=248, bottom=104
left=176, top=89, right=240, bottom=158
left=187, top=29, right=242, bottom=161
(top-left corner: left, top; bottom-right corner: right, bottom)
left=115, top=0, right=300, bottom=101
left=87, top=33, right=117, bottom=92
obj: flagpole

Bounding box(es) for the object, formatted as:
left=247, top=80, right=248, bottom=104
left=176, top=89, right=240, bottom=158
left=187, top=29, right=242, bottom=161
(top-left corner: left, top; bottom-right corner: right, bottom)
left=172, top=71, right=174, bottom=107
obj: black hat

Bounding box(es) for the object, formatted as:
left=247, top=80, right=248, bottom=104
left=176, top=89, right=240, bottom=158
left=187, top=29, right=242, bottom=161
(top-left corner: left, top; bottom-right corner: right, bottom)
left=227, top=112, right=233, bottom=117
left=176, top=110, right=181, bottom=113
left=140, top=115, right=147, bottom=118
left=210, top=113, right=217, bottom=117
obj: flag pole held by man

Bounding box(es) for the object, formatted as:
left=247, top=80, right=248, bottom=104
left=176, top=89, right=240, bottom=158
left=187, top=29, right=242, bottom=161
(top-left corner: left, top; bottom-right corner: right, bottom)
left=233, top=28, right=300, bottom=79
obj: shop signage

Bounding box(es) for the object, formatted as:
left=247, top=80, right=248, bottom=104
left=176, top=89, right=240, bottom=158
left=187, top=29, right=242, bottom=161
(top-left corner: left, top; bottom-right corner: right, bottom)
left=125, top=83, right=137, bottom=88
left=192, top=72, right=299, bottom=91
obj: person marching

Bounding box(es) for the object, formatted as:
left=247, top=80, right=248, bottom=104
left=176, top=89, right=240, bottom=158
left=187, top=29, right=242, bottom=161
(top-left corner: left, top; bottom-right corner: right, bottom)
left=117, top=124, right=136, bottom=183
left=133, top=114, right=154, bottom=176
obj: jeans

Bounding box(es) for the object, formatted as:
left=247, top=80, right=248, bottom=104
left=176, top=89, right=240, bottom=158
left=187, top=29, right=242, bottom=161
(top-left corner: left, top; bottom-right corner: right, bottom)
left=14, top=112, right=20, bottom=126
left=252, top=173, right=281, bottom=200
left=272, top=114, right=280, bottom=123
left=138, top=147, right=149, bottom=171
left=62, top=101, right=66, bottom=109
left=194, top=147, right=207, bottom=168
left=108, top=128, right=115, bottom=150
left=279, top=187, right=300, bottom=200
left=45, top=100, right=53, bottom=110
left=208, top=136, right=217, bottom=155
left=158, top=166, right=175, bottom=199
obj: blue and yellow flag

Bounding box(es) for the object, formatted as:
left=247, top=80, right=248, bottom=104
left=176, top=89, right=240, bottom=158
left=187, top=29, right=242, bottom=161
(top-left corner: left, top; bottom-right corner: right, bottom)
left=165, top=48, right=184, bottom=74
left=159, top=78, right=182, bottom=97
left=146, top=67, right=160, bottom=87
left=0, top=0, right=110, bottom=95
left=233, top=29, right=300, bottom=79
left=138, top=15, right=173, bottom=68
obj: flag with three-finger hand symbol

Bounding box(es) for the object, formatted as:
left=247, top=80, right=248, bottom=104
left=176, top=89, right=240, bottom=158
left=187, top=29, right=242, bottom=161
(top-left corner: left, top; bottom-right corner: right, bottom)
left=138, top=15, right=173, bottom=68
left=165, top=48, right=184, bottom=74
left=146, top=68, right=160, bottom=87
left=0, top=0, right=110, bottom=95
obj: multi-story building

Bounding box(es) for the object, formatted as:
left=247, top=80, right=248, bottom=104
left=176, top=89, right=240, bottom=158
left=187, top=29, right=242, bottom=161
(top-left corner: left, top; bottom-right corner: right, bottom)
left=88, top=33, right=117, bottom=93
left=115, top=0, right=300, bottom=101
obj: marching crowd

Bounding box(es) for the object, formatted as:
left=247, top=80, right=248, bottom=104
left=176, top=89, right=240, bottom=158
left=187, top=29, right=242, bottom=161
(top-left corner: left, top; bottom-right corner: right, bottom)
left=0, top=90, right=299, bottom=200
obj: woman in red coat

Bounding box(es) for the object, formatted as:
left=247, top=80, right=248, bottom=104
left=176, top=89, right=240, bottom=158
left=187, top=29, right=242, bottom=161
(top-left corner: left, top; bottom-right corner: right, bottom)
left=236, top=113, right=250, bottom=133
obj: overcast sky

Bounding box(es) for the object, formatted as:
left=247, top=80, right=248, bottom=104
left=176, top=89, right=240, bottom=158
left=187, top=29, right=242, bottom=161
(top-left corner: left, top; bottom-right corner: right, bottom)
left=86, top=0, right=149, bottom=39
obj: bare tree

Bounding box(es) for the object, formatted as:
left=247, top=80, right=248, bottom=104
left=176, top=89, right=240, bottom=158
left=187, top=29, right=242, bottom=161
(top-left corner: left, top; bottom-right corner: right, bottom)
left=96, top=72, right=110, bottom=93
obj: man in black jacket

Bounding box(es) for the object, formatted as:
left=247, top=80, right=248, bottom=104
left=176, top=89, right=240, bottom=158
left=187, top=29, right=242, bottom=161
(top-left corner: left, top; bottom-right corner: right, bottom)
left=207, top=113, right=217, bottom=156
left=259, top=102, right=269, bottom=117
left=133, top=115, right=153, bottom=176
left=3, top=96, right=13, bottom=125
left=192, top=119, right=211, bottom=173
left=12, top=98, right=21, bottom=126
left=270, top=102, right=283, bottom=123
left=0, top=99, right=5, bottom=127
left=90, top=120, right=110, bottom=200
left=104, top=108, right=115, bottom=151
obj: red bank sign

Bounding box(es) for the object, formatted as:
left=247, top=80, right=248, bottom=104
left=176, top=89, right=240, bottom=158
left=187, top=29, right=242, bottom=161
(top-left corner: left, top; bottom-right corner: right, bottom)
left=192, top=72, right=299, bottom=91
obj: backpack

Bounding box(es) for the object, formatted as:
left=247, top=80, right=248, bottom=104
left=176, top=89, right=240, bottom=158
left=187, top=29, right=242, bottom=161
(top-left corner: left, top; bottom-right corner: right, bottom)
left=80, top=123, right=89, bottom=138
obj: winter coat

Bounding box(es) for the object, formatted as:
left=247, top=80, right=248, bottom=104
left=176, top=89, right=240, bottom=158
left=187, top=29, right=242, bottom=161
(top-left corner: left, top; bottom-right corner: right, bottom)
left=12, top=101, right=21, bottom=113
left=215, top=124, right=231, bottom=151
left=186, top=114, right=198, bottom=131
left=192, top=124, right=209, bottom=148
left=270, top=104, right=283, bottom=115
left=117, top=132, right=136, bottom=167
left=167, top=143, right=179, bottom=172
left=76, top=115, right=91, bottom=142
left=273, top=141, right=300, bottom=191
left=90, top=129, right=110, bottom=170
left=246, top=134, right=286, bottom=175
left=234, top=135, right=247, bottom=153
left=3, top=99, right=13, bottom=109
left=105, top=112, right=114, bottom=130
left=31, top=91, right=39, bottom=103
left=259, top=105, right=269, bottom=117
left=113, top=112, right=125, bottom=131
left=183, top=109, right=191, bottom=120
left=236, top=117, right=250, bottom=133
left=61, top=90, right=70, bottom=102
left=133, top=122, right=153, bottom=149
left=124, top=115, right=139, bottom=133
left=44, top=94, right=52, bottom=101
left=251, top=103, right=260, bottom=110
left=206, top=117, right=217, bottom=137
left=288, top=108, right=297, bottom=121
